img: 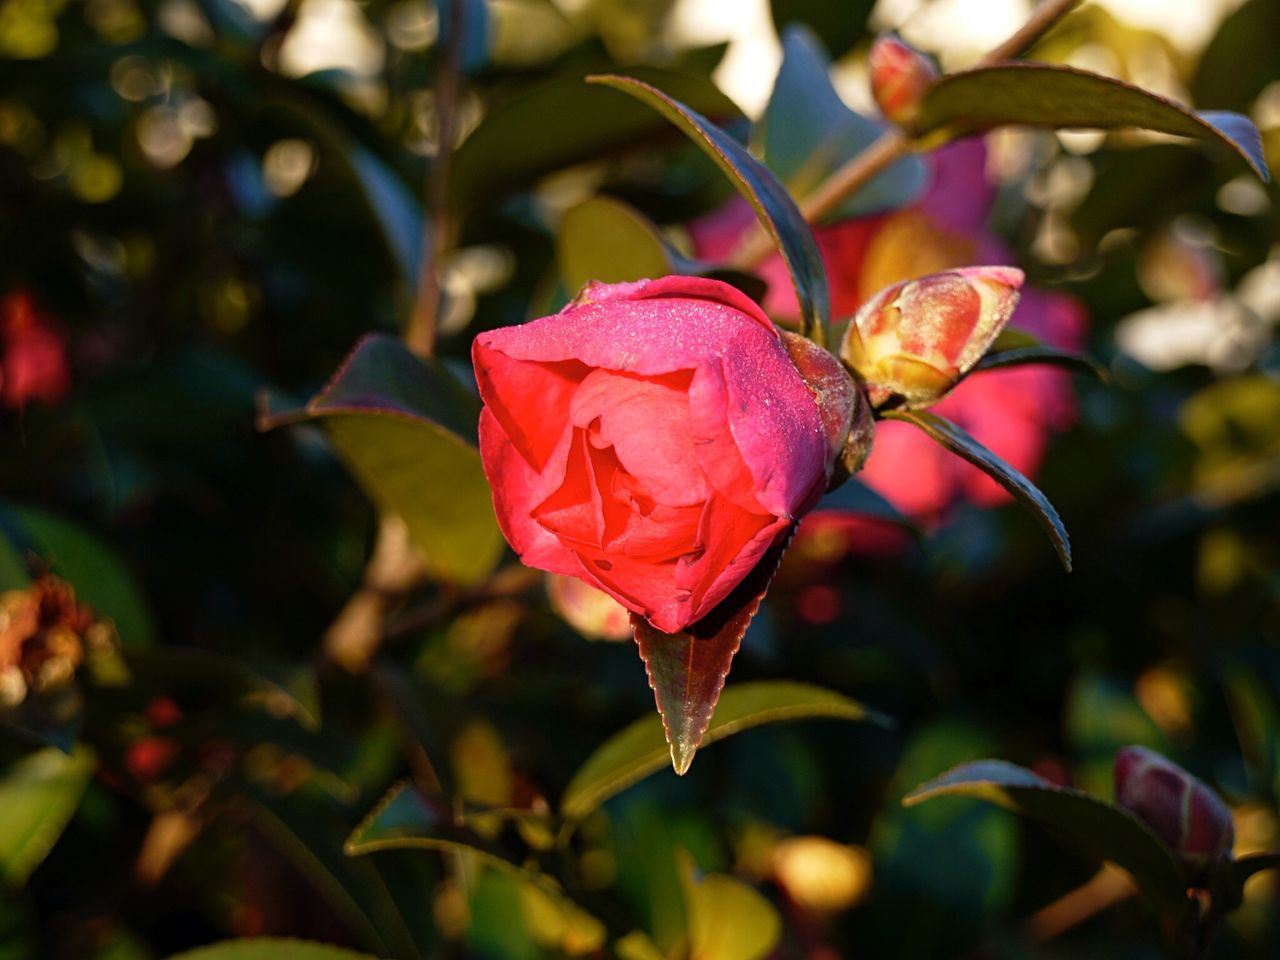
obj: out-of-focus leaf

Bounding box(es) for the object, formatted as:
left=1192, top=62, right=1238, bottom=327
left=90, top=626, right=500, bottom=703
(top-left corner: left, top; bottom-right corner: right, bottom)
left=557, top=196, right=673, bottom=292
left=123, top=649, right=319, bottom=731
left=769, top=0, right=875, bottom=56
left=973, top=344, right=1107, bottom=380
left=1192, top=0, right=1280, bottom=111
left=165, top=940, right=378, bottom=960
left=914, top=63, right=1269, bottom=181
left=438, top=0, right=491, bottom=75
left=815, top=478, right=920, bottom=536
left=260, top=334, right=503, bottom=585
left=760, top=26, right=925, bottom=218
left=631, top=532, right=791, bottom=777
left=0, top=533, right=27, bottom=589
left=588, top=74, right=831, bottom=342
left=676, top=850, right=781, bottom=960
left=346, top=782, right=605, bottom=949
left=905, top=759, right=1187, bottom=914
left=1234, top=852, right=1280, bottom=887
left=0, top=686, right=81, bottom=754
left=614, top=931, right=666, bottom=960
left=561, top=680, right=885, bottom=820
left=347, top=144, right=426, bottom=288
left=0, top=745, right=94, bottom=886
left=450, top=69, right=741, bottom=214
left=0, top=505, right=156, bottom=647
left=883, top=410, right=1072, bottom=571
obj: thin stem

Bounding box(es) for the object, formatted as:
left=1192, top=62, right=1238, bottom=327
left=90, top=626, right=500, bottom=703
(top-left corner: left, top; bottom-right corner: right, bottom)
left=1024, top=864, right=1137, bottom=943
left=404, top=0, right=467, bottom=358
left=979, top=0, right=1085, bottom=67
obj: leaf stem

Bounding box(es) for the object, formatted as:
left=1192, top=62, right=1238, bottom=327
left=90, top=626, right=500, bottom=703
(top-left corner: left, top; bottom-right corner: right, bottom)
left=1023, top=864, right=1138, bottom=943
left=404, top=0, right=468, bottom=358
left=980, top=0, right=1084, bottom=66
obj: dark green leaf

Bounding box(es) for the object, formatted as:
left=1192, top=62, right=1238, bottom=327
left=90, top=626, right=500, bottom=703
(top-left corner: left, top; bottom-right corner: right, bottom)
left=450, top=69, right=741, bottom=214
left=165, top=940, right=378, bottom=960
left=769, top=0, right=875, bottom=56
left=561, top=680, right=886, bottom=820
left=347, top=144, right=426, bottom=289
left=0, top=745, right=95, bottom=886
left=260, top=335, right=503, bottom=585
left=904, top=759, right=1188, bottom=914
left=588, top=74, right=831, bottom=343
left=973, top=344, right=1107, bottom=381
left=0, top=505, right=156, bottom=647
left=761, top=26, right=925, bottom=218
left=1234, top=852, right=1280, bottom=886
left=915, top=63, right=1269, bottom=182
left=1192, top=0, right=1280, bottom=111
left=815, top=479, right=920, bottom=536
left=883, top=410, right=1072, bottom=571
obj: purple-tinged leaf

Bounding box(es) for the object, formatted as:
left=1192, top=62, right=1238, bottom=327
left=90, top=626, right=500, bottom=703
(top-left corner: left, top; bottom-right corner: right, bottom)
left=633, top=530, right=793, bottom=775
left=915, top=62, right=1269, bottom=182
left=905, top=759, right=1188, bottom=915
left=883, top=409, right=1071, bottom=571
left=587, top=74, right=831, bottom=345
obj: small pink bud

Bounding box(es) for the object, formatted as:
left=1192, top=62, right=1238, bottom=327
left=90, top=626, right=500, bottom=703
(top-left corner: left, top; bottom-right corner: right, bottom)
left=841, top=266, right=1023, bottom=409
left=1114, top=745, right=1235, bottom=881
left=869, top=34, right=939, bottom=129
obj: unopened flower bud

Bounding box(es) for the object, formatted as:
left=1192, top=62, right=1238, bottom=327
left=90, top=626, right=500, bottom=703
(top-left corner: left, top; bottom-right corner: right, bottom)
left=1114, top=745, right=1235, bottom=881
left=779, top=331, right=871, bottom=490
left=869, top=34, right=939, bottom=129
left=841, top=266, right=1024, bottom=409
left=547, top=574, right=631, bottom=641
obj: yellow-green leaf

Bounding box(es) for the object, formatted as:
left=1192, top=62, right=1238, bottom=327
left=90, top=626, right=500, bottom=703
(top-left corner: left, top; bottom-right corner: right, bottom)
left=0, top=745, right=95, bottom=886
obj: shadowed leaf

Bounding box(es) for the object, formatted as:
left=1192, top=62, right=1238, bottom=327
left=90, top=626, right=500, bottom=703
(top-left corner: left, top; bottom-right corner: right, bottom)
left=815, top=478, right=921, bottom=536
left=165, top=939, right=378, bottom=960
left=973, top=344, right=1107, bottom=381
left=905, top=759, right=1188, bottom=915
left=588, top=75, right=831, bottom=344
left=562, top=680, right=887, bottom=820
left=0, top=745, right=95, bottom=886
left=883, top=410, right=1072, bottom=571
left=259, top=334, right=503, bottom=585
left=915, top=62, right=1269, bottom=181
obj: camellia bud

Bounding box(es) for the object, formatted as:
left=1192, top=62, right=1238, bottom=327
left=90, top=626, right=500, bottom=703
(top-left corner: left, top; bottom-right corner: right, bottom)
left=869, top=34, right=940, bottom=129
left=841, top=266, right=1024, bottom=409
left=1114, top=745, right=1235, bottom=881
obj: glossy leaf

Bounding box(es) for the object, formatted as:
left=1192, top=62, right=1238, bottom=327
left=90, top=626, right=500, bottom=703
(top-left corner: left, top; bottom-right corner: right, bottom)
left=883, top=410, right=1072, bottom=571
left=557, top=196, right=674, bottom=292
left=973, top=344, right=1107, bottom=381
left=346, top=782, right=605, bottom=947
left=904, top=759, right=1188, bottom=914
left=260, top=334, right=503, bottom=585
left=677, top=849, right=781, bottom=960
left=587, top=74, right=831, bottom=343
left=0, top=745, right=94, bottom=886
left=450, top=69, right=741, bottom=214
left=761, top=26, right=925, bottom=218
left=562, top=680, right=885, bottom=820
left=815, top=478, right=920, bottom=536
left=914, top=63, right=1269, bottom=182
left=166, top=940, right=378, bottom=960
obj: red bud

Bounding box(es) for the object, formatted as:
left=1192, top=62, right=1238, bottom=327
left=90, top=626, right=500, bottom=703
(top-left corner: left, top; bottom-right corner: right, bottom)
left=869, top=34, right=939, bottom=129
left=1114, top=745, right=1234, bottom=882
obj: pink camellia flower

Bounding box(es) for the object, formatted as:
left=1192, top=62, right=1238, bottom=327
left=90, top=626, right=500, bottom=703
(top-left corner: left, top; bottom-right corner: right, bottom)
left=869, top=34, right=939, bottom=128
left=0, top=291, right=71, bottom=410
left=473, top=276, right=856, bottom=634
left=843, top=266, right=1024, bottom=408
left=1114, top=745, right=1235, bottom=881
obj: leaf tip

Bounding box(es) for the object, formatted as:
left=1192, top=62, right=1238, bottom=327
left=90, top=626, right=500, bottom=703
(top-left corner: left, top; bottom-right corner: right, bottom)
left=671, top=740, right=697, bottom=776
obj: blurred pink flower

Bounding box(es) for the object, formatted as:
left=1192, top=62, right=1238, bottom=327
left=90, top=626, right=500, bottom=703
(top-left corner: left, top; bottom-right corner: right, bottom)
left=691, top=140, right=1087, bottom=534
left=1, top=291, right=71, bottom=410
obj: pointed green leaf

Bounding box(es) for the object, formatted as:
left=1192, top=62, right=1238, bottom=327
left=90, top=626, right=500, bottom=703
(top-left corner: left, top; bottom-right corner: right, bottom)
left=562, top=681, right=887, bottom=820
left=587, top=74, right=831, bottom=344
left=259, top=334, right=503, bottom=585
left=0, top=745, right=95, bottom=886
left=973, top=344, right=1107, bottom=381
left=557, top=196, right=675, bottom=293
left=166, top=939, right=378, bottom=960
left=904, top=759, right=1188, bottom=915
left=915, top=63, right=1269, bottom=181
left=450, top=69, right=741, bottom=214
left=883, top=410, right=1072, bottom=571
left=761, top=26, right=925, bottom=218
